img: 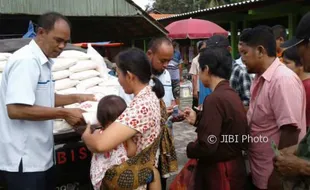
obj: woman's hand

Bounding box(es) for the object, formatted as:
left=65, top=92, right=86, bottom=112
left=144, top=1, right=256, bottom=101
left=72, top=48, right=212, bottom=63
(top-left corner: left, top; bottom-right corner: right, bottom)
left=183, top=107, right=197, bottom=125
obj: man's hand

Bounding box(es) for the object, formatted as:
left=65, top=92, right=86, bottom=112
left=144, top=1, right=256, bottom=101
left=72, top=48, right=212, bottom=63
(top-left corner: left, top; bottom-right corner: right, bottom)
left=183, top=107, right=197, bottom=125
left=76, top=94, right=96, bottom=103
left=274, top=154, right=303, bottom=177
left=166, top=106, right=173, bottom=115
left=193, top=91, right=198, bottom=99
left=64, top=108, right=86, bottom=126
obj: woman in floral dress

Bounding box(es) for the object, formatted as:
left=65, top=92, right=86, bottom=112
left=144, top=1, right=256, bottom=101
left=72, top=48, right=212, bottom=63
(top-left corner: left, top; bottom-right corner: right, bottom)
left=82, top=48, right=164, bottom=189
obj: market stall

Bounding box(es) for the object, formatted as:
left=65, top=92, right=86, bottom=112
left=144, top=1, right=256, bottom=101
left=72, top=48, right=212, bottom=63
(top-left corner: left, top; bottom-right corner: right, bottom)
left=0, top=38, right=121, bottom=189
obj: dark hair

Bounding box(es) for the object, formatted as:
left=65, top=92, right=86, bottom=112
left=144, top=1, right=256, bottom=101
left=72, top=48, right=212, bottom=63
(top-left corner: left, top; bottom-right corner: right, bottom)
left=97, top=95, right=127, bottom=127
left=148, top=37, right=172, bottom=53
left=197, top=41, right=206, bottom=51
left=37, top=12, right=71, bottom=32
left=116, top=48, right=165, bottom=99
left=172, top=40, right=178, bottom=48
left=283, top=47, right=302, bottom=66
left=199, top=47, right=232, bottom=80
left=272, top=25, right=287, bottom=40
left=239, top=26, right=277, bottom=57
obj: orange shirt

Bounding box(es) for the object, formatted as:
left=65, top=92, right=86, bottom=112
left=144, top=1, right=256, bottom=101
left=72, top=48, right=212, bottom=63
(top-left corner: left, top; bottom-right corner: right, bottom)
left=277, top=51, right=283, bottom=62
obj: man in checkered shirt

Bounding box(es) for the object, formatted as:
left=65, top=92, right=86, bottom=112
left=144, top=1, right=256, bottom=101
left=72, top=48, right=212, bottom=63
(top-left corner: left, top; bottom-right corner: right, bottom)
left=207, top=34, right=254, bottom=109
left=230, top=57, right=254, bottom=107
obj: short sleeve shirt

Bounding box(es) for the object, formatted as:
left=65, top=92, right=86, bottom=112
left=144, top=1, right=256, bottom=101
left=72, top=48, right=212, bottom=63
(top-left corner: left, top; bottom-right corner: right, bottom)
left=167, top=51, right=182, bottom=80
left=247, top=58, right=307, bottom=189
left=0, top=40, right=55, bottom=172
left=116, top=86, right=161, bottom=153
left=189, top=54, right=200, bottom=91
left=120, top=70, right=174, bottom=107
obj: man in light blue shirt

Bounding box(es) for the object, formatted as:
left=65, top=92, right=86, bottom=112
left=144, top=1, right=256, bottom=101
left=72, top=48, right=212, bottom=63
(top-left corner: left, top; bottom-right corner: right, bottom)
left=167, top=41, right=183, bottom=105
left=0, top=12, right=94, bottom=190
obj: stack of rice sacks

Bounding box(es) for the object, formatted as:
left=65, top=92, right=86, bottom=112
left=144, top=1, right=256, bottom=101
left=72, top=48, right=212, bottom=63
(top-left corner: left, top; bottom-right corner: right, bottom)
left=53, top=45, right=121, bottom=134
left=0, top=53, right=12, bottom=85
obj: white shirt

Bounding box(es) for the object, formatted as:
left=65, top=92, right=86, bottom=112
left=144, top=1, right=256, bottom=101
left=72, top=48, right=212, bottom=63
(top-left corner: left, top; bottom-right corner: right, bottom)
left=189, top=54, right=200, bottom=92
left=120, top=70, right=174, bottom=107
left=0, top=40, right=55, bottom=172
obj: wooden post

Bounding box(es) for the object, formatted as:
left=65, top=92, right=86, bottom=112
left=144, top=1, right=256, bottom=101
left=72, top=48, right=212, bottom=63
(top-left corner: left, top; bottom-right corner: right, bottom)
left=230, top=21, right=238, bottom=59
left=242, top=20, right=248, bottom=30
left=143, top=39, right=147, bottom=52
left=288, top=13, right=297, bottom=39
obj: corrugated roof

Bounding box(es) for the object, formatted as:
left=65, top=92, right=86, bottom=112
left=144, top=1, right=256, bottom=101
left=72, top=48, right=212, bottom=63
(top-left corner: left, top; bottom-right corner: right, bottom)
left=157, top=0, right=265, bottom=20
left=0, top=0, right=138, bottom=16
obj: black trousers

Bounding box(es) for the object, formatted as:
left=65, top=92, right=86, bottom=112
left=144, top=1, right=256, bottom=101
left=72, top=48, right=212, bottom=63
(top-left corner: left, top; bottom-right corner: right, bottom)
left=1, top=160, right=55, bottom=190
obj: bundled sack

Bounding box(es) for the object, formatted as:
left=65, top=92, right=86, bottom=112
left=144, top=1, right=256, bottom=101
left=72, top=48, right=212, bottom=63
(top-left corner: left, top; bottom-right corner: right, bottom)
left=59, top=50, right=91, bottom=60
left=56, top=87, right=78, bottom=95
left=53, top=120, right=73, bottom=133
left=70, top=70, right=100, bottom=81
left=76, top=77, right=103, bottom=91
left=52, top=70, right=71, bottom=81
left=0, top=61, right=6, bottom=72
left=69, top=60, right=98, bottom=73
left=55, top=78, right=79, bottom=91
left=52, top=58, right=77, bottom=72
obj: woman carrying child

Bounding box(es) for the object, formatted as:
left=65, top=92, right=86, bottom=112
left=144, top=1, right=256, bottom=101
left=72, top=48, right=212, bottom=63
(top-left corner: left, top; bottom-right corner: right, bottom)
left=82, top=48, right=164, bottom=190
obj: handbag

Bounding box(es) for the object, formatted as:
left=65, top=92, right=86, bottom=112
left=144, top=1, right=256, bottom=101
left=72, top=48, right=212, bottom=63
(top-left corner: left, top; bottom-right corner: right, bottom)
left=101, top=131, right=161, bottom=190
left=169, top=159, right=197, bottom=190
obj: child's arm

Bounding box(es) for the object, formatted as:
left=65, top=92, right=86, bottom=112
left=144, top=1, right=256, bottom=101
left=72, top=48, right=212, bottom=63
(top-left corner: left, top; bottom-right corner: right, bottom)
left=124, top=139, right=137, bottom=157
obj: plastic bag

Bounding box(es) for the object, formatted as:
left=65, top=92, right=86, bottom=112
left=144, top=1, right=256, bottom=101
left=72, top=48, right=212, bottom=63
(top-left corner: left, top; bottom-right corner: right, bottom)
left=87, top=44, right=108, bottom=80
left=69, top=60, right=98, bottom=73
left=52, top=70, right=71, bottom=80
left=70, top=70, right=100, bottom=80
left=55, top=78, right=79, bottom=91
left=51, top=58, right=77, bottom=72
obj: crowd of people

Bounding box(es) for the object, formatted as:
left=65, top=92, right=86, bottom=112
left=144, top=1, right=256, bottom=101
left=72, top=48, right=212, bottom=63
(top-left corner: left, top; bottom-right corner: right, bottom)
left=1, top=10, right=310, bottom=190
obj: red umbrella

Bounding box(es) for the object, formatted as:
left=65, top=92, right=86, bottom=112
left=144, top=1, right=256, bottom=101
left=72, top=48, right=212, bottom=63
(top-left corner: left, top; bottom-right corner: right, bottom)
left=165, top=18, right=228, bottom=39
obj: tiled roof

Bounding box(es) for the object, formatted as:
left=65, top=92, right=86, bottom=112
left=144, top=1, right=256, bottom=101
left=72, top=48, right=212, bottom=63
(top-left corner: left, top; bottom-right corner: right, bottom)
left=149, top=13, right=176, bottom=20
left=157, top=0, right=265, bottom=20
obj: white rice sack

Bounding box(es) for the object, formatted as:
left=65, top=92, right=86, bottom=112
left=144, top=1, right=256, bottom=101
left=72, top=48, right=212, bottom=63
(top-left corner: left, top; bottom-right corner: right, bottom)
left=58, top=50, right=91, bottom=60
left=56, top=87, right=77, bottom=95
left=69, top=70, right=100, bottom=80
left=87, top=44, right=108, bottom=79
left=83, top=112, right=98, bottom=125
left=64, top=103, right=80, bottom=109
left=52, top=70, right=71, bottom=80
left=0, top=73, right=2, bottom=84
left=98, top=80, right=119, bottom=87
left=76, top=77, right=103, bottom=91
left=69, top=60, right=98, bottom=73
left=53, top=120, right=73, bottom=133
left=52, top=58, right=77, bottom=72
left=79, top=101, right=98, bottom=112
left=86, top=86, right=105, bottom=94
left=0, top=53, right=12, bottom=60
left=0, top=61, right=7, bottom=72
left=55, top=78, right=79, bottom=91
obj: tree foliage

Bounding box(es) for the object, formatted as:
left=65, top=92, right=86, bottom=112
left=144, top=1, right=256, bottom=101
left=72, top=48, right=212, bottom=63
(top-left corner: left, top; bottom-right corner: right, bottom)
left=152, top=0, right=246, bottom=13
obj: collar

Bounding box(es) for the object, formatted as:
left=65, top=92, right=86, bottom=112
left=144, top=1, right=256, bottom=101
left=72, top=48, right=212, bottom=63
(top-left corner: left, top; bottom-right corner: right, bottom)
left=136, top=85, right=151, bottom=97
left=29, top=40, right=52, bottom=65
left=214, top=80, right=229, bottom=91
left=261, top=58, right=282, bottom=82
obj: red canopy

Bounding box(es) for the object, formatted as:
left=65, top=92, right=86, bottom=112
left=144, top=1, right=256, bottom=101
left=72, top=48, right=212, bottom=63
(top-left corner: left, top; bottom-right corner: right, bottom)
left=165, top=18, right=228, bottom=39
